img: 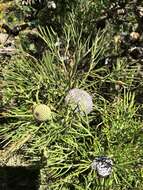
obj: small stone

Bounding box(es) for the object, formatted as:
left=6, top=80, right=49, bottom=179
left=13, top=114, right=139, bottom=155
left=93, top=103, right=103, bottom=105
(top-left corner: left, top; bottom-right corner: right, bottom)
left=91, top=156, right=113, bottom=178
left=33, top=104, right=52, bottom=122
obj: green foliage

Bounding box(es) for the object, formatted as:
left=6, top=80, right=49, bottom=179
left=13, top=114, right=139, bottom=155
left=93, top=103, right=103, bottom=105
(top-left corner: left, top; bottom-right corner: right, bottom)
left=1, top=0, right=143, bottom=189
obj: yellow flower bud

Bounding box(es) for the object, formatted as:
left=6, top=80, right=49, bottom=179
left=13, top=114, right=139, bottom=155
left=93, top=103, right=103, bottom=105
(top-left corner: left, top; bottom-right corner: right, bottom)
left=33, top=104, right=52, bottom=121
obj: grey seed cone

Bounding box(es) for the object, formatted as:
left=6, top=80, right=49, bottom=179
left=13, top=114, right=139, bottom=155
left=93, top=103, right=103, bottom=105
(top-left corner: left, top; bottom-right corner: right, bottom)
left=65, top=88, right=93, bottom=115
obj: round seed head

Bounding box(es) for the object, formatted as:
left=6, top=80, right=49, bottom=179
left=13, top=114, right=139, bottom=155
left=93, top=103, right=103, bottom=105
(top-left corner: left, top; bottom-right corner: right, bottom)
left=33, top=104, right=52, bottom=121
left=91, top=156, right=113, bottom=178
left=65, top=88, right=93, bottom=115
left=130, top=32, right=140, bottom=42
